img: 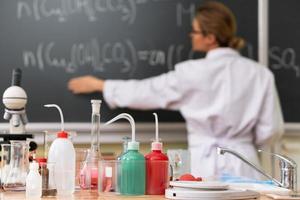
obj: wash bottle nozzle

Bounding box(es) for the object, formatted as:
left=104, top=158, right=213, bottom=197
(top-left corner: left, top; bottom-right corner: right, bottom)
left=44, top=104, right=67, bottom=138
left=105, top=113, right=139, bottom=151
left=151, top=113, right=162, bottom=151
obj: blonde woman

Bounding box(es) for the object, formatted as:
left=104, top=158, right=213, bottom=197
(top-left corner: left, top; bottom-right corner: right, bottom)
left=68, top=1, right=283, bottom=179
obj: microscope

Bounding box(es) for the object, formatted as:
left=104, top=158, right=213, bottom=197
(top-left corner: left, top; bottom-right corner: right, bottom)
left=1, top=69, right=36, bottom=152
left=3, top=68, right=28, bottom=134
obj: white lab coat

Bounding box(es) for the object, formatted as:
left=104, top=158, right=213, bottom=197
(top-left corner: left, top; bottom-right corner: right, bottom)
left=103, top=48, right=284, bottom=179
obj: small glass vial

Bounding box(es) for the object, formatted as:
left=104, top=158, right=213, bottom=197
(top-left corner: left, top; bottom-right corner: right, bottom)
left=26, top=162, right=42, bottom=198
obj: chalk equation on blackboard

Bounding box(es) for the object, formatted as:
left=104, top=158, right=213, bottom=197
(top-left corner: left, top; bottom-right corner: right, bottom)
left=15, top=0, right=300, bottom=78
left=246, top=43, right=300, bottom=78
left=17, top=0, right=180, bottom=25
left=269, top=46, right=300, bottom=77
left=22, top=38, right=194, bottom=75
left=23, top=40, right=300, bottom=78
left=176, top=3, right=195, bottom=27
left=17, top=0, right=147, bottom=24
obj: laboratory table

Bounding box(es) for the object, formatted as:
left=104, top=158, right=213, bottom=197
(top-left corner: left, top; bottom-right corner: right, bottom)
left=0, top=190, right=274, bottom=200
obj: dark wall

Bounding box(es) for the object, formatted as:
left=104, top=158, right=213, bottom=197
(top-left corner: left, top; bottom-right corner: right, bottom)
left=0, top=0, right=258, bottom=122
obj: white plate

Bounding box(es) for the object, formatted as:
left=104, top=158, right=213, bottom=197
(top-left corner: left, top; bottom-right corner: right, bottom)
left=170, top=181, right=229, bottom=190
left=165, top=188, right=260, bottom=200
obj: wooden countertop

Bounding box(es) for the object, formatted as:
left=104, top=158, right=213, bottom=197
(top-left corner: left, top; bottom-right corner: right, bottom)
left=0, top=190, right=273, bottom=200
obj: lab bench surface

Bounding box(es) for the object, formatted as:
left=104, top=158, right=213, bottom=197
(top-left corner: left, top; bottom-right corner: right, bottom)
left=0, top=190, right=273, bottom=200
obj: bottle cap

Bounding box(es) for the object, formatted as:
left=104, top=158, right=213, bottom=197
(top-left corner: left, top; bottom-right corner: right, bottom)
left=91, top=99, right=102, bottom=114
left=128, top=141, right=139, bottom=150
left=36, top=157, right=47, bottom=164
left=151, top=141, right=163, bottom=151
left=57, top=131, right=68, bottom=138
left=91, top=99, right=102, bottom=104
left=30, top=162, right=39, bottom=170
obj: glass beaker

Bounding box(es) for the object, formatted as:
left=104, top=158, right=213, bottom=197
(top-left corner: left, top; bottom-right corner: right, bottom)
left=111, top=160, right=146, bottom=195
left=98, top=160, right=118, bottom=193
left=10, top=140, right=30, bottom=170
left=1, top=142, right=29, bottom=191
left=79, top=149, right=99, bottom=190
left=1, top=144, right=11, bottom=187
left=167, top=149, right=190, bottom=180
left=75, top=148, right=88, bottom=189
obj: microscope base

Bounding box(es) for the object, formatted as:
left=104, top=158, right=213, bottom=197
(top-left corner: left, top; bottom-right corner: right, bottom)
left=0, top=133, right=33, bottom=143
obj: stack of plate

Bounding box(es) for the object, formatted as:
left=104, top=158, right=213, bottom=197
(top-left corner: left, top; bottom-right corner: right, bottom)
left=165, top=181, right=260, bottom=200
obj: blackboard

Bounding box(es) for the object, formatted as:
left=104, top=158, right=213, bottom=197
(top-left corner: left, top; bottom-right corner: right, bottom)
left=268, top=0, right=300, bottom=122
left=0, top=0, right=258, bottom=123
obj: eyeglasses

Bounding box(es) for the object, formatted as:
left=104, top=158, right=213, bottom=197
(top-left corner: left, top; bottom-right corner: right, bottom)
left=190, top=30, right=204, bottom=35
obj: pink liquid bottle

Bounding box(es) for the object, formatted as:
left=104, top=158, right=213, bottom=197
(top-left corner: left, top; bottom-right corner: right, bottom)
left=145, top=113, right=169, bottom=195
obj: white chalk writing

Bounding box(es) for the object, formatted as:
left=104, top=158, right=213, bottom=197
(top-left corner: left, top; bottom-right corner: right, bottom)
left=176, top=3, right=195, bottom=27
left=269, top=46, right=300, bottom=77
left=17, top=0, right=144, bottom=24
left=22, top=39, right=192, bottom=75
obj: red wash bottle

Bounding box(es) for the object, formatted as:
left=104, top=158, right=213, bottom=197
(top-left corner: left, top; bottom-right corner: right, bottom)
left=145, top=113, right=169, bottom=195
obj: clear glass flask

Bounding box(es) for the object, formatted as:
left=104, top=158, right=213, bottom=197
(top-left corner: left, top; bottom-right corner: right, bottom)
left=80, top=100, right=102, bottom=189
left=1, top=142, right=29, bottom=191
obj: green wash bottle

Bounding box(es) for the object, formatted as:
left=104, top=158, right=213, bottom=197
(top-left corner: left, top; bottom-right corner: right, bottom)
left=105, top=113, right=145, bottom=195
left=120, top=140, right=145, bottom=195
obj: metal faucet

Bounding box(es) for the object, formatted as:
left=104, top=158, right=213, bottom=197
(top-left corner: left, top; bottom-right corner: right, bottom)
left=217, top=147, right=297, bottom=193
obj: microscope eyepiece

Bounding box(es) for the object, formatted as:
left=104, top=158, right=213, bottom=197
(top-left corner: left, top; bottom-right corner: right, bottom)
left=11, top=68, right=22, bottom=86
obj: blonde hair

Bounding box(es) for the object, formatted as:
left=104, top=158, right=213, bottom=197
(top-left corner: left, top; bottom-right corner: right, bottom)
left=196, top=1, right=245, bottom=50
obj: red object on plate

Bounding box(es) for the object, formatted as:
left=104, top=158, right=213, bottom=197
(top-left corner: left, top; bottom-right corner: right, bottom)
left=179, top=174, right=202, bottom=181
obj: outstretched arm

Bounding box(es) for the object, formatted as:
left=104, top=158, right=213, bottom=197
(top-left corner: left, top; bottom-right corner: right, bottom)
left=68, top=68, right=184, bottom=111
left=103, top=71, right=184, bottom=110
left=68, top=75, right=104, bottom=94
